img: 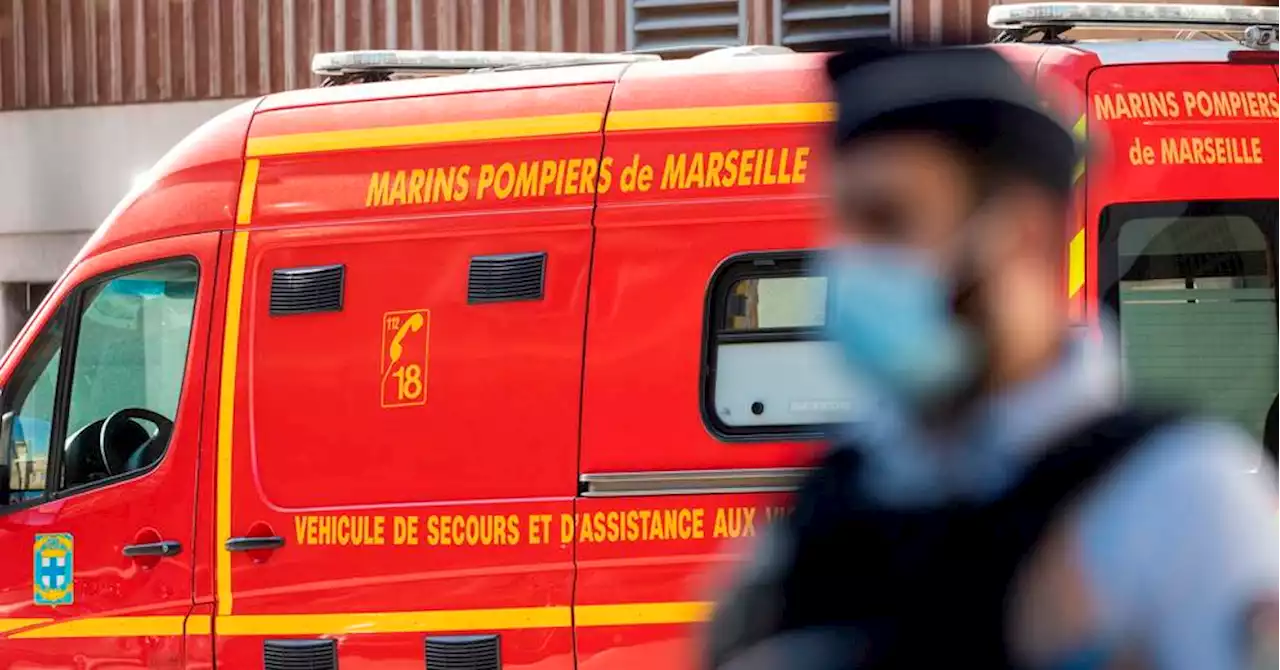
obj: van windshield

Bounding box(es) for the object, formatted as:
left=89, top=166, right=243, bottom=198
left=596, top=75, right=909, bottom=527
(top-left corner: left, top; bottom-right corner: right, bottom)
left=1100, top=199, right=1278, bottom=447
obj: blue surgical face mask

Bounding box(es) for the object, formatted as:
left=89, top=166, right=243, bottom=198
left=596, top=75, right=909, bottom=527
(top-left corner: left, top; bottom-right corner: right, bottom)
left=821, top=244, right=977, bottom=412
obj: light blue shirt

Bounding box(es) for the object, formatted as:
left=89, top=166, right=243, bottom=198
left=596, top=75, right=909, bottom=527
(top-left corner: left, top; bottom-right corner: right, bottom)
left=840, top=329, right=1279, bottom=669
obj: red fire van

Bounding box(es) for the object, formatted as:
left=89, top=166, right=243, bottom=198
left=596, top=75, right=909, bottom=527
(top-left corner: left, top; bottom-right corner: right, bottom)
left=1, top=3, right=1275, bottom=668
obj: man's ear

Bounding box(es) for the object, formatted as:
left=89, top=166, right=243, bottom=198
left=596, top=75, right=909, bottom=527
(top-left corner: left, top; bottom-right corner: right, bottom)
left=962, top=194, right=1027, bottom=268
left=992, top=185, right=1066, bottom=265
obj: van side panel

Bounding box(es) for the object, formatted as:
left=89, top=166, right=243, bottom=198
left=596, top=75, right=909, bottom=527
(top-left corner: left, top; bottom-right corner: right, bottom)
left=583, top=55, right=831, bottom=475
left=1084, top=62, right=1279, bottom=326
left=1086, top=62, right=1278, bottom=204
left=576, top=56, right=830, bottom=670
left=213, top=83, right=612, bottom=669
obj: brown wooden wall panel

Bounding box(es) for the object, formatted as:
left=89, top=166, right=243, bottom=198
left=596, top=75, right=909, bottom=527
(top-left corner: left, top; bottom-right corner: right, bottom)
left=0, top=0, right=630, bottom=110
left=0, top=0, right=1274, bottom=111
left=898, top=0, right=989, bottom=44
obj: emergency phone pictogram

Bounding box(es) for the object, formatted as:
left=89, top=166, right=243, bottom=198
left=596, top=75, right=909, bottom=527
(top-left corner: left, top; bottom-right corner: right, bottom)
left=32, top=533, right=74, bottom=606
left=381, top=309, right=430, bottom=408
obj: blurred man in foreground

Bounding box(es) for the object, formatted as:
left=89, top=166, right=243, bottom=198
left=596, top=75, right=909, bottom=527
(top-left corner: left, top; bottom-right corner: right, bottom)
left=705, top=43, right=1279, bottom=670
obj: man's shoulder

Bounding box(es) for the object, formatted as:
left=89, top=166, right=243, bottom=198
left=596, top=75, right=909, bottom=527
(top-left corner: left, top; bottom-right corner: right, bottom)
left=1077, top=414, right=1275, bottom=531
left=1117, top=416, right=1273, bottom=490
left=1069, top=416, right=1278, bottom=622
left=1045, top=416, right=1278, bottom=666
left=1009, top=416, right=1277, bottom=669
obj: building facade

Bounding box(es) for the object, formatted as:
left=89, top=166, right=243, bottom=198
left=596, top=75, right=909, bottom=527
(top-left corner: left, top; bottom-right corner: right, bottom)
left=0, top=0, right=1270, bottom=346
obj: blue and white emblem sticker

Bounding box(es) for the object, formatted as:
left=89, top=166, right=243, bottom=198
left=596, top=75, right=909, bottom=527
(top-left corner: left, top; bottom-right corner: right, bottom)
left=32, top=533, right=74, bottom=606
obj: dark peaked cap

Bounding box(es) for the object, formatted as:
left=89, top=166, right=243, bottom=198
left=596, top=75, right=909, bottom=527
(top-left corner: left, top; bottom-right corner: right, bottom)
left=825, top=42, right=1080, bottom=198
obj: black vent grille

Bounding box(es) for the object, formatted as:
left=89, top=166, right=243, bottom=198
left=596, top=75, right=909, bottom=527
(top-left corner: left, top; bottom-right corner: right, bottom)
left=270, top=265, right=345, bottom=316
left=263, top=639, right=337, bottom=669
left=425, top=634, right=501, bottom=670
left=467, top=253, right=546, bottom=304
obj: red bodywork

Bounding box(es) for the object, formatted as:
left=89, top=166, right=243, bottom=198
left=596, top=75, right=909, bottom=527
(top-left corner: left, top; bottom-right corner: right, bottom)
left=0, top=42, right=1275, bottom=669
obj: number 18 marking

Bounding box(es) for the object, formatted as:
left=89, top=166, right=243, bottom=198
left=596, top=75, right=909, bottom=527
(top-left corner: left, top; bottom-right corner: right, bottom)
left=380, top=309, right=430, bottom=408
left=392, top=364, right=423, bottom=402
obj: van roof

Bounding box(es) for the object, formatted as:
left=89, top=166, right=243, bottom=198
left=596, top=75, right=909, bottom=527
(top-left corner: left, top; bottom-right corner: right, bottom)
left=1070, top=39, right=1277, bottom=65
left=85, top=50, right=831, bottom=257
left=255, top=35, right=1274, bottom=116
left=86, top=38, right=1269, bottom=258
left=257, top=47, right=826, bottom=113
left=257, top=61, right=636, bottom=112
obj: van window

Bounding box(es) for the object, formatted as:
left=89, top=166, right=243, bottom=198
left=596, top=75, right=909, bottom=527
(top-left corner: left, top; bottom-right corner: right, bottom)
left=59, top=262, right=198, bottom=490
left=703, top=253, right=866, bottom=440
left=722, top=275, right=828, bottom=331
left=1, top=309, right=66, bottom=506
left=1100, top=200, right=1278, bottom=442
left=2, top=260, right=198, bottom=507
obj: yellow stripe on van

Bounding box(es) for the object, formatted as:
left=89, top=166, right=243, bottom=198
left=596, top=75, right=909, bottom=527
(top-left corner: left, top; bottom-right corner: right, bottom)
left=0, top=619, right=50, bottom=633
left=235, top=159, right=260, bottom=225
left=217, top=606, right=573, bottom=637
left=0, top=602, right=713, bottom=639
left=242, top=103, right=834, bottom=158
left=246, top=112, right=604, bottom=157
left=9, top=615, right=187, bottom=639
left=216, top=231, right=251, bottom=617
left=1068, top=228, right=1086, bottom=298
left=185, top=614, right=213, bottom=635
left=1072, top=113, right=1087, bottom=183
left=216, top=157, right=262, bottom=615
left=604, top=102, right=836, bottom=132
left=574, top=601, right=711, bottom=627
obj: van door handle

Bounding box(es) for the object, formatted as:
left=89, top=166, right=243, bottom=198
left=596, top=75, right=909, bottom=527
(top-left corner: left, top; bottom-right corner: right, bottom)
left=225, top=536, right=285, bottom=552
left=122, top=540, right=182, bottom=558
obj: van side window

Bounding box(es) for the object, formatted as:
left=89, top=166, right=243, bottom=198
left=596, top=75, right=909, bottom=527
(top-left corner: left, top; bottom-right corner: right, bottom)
left=0, top=259, right=198, bottom=509
left=1101, top=200, right=1277, bottom=444
left=1, top=309, right=66, bottom=506
left=60, top=262, right=198, bottom=491
left=702, top=252, right=867, bottom=440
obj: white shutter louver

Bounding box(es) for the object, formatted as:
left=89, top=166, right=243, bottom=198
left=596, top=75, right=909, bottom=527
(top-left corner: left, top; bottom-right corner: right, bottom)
left=773, top=0, right=894, bottom=51
left=626, top=0, right=748, bottom=54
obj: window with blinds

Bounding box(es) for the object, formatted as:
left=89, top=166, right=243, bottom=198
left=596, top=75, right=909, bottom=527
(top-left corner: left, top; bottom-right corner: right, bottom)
left=702, top=251, right=870, bottom=440
left=626, top=0, right=747, bottom=54
left=1101, top=200, right=1278, bottom=443
left=773, top=0, right=894, bottom=51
